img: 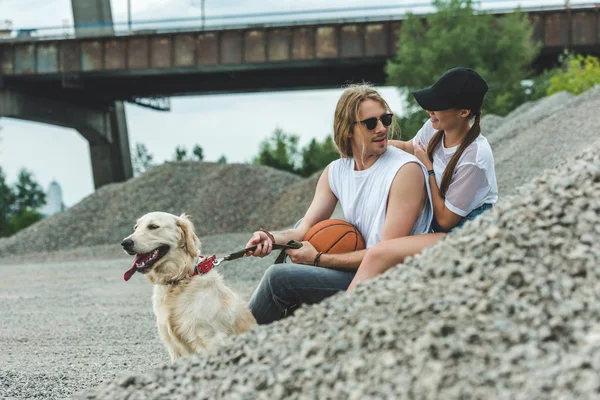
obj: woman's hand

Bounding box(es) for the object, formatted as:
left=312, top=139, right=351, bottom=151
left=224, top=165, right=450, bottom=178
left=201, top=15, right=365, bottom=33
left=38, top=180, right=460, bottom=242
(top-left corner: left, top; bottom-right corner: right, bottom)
left=285, top=241, right=319, bottom=265
left=245, top=231, right=273, bottom=257
left=414, top=141, right=433, bottom=170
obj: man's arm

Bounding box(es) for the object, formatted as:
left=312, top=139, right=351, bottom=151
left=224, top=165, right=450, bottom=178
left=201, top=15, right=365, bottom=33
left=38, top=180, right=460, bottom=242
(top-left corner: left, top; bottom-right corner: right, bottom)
left=380, top=162, right=427, bottom=240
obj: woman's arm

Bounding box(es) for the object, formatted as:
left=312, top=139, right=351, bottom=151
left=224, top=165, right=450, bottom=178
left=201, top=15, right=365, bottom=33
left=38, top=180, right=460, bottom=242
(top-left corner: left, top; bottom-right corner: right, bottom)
left=413, top=143, right=463, bottom=231
left=427, top=174, right=463, bottom=231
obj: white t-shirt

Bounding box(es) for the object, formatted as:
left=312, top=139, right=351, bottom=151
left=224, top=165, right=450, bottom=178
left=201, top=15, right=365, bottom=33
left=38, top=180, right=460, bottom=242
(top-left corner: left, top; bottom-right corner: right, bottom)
left=328, top=146, right=433, bottom=248
left=412, top=119, right=498, bottom=217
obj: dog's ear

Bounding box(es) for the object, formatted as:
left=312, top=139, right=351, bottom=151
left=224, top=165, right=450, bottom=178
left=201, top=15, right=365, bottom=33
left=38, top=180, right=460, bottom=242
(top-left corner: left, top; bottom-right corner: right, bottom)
left=176, top=214, right=200, bottom=257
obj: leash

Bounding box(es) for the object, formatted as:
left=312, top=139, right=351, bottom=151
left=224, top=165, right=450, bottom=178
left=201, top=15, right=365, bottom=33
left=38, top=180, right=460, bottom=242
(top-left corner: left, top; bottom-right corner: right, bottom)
left=193, top=240, right=303, bottom=275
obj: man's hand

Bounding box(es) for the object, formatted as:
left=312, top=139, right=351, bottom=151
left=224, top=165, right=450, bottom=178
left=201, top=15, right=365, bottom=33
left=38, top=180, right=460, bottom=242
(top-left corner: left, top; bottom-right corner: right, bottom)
left=285, top=241, right=319, bottom=265
left=245, top=231, right=273, bottom=258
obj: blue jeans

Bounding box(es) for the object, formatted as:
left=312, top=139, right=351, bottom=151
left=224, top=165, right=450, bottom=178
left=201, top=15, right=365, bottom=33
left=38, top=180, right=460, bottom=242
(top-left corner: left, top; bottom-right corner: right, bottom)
left=248, top=263, right=355, bottom=325
left=431, top=203, right=494, bottom=233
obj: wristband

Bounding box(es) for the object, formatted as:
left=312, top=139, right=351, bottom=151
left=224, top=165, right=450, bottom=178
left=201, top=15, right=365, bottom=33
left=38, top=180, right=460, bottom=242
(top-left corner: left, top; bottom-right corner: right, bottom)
left=427, top=169, right=435, bottom=176
left=259, top=228, right=275, bottom=243
left=313, top=252, right=323, bottom=267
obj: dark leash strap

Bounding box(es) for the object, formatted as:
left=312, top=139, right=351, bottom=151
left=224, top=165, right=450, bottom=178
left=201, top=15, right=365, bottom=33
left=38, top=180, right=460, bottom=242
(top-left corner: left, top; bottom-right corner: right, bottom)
left=274, top=240, right=303, bottom=264
left=224, top=240, right=303, bottom=263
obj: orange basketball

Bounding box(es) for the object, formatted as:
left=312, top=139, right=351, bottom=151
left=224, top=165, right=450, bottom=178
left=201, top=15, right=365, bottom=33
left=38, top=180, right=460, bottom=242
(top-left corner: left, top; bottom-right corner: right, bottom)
left=304, top=219, right=366, bottom=254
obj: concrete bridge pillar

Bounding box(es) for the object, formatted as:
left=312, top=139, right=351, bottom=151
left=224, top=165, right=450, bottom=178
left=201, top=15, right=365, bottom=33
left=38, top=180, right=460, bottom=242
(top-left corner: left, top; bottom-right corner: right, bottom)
left=0, top=89, right=133, bottom=189
left=68, top=0, right=133, bottom=188
left=71, top=0, right=115, bottom=37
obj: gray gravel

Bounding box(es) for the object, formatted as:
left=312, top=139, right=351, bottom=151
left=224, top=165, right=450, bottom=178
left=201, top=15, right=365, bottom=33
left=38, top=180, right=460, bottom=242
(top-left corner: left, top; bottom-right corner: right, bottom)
left=480, top=114, right=505, bottom=135
left=72, top=128, right=600, bottom=400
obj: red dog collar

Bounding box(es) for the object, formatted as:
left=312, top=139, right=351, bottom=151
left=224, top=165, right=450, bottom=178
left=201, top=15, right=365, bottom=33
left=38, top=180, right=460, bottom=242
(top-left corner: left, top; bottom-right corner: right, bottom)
left=191, top=255, right=216, bottom=276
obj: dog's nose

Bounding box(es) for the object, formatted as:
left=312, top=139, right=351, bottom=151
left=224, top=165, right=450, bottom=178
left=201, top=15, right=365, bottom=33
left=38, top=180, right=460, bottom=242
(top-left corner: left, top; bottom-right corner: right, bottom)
left=121, top=238, right=134, bottom=250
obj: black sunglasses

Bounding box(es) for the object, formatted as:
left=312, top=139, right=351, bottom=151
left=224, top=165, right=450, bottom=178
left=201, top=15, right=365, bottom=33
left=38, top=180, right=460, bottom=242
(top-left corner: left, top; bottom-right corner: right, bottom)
left=354, top=113, right=394, bottom=131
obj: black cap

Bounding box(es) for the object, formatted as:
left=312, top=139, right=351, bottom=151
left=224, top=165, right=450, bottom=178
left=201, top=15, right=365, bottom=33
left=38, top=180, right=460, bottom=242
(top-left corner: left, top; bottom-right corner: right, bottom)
left=411, top=67, right=488, bottom=112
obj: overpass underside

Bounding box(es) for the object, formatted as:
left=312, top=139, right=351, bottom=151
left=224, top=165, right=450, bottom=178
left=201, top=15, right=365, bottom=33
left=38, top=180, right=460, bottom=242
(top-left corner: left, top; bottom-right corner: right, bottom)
left=0, top=89, right=132, bottom=189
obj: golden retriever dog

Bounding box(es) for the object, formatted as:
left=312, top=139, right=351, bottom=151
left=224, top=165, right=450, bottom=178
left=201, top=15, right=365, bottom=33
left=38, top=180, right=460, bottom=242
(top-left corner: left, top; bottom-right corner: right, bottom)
left=120, top=211, right=256, bottom=361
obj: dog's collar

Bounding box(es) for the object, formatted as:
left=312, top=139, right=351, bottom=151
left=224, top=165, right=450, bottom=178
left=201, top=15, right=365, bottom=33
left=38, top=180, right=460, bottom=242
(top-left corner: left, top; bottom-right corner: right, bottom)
left=166, top=255, right=217, bottom=285
left=191, top=255, right=217, bottom=277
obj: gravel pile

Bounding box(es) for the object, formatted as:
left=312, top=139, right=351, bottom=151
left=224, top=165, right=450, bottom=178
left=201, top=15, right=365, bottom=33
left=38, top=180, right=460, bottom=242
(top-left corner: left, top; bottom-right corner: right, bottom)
left=73, top=126, right=600, bottom=400
left=480, top=114, right=505, bottom=135
left=0, top=162, right=302, bottom=257
left=487, top=90, right=575, bottom=146
left=264, top=172, right=320, bottom=229
left=493, top=86, right=600, bottom=195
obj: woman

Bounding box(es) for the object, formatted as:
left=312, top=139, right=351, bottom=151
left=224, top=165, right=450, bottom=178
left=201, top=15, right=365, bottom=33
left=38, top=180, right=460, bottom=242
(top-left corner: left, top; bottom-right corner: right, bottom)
left=347, top=67, right=498, bottom=291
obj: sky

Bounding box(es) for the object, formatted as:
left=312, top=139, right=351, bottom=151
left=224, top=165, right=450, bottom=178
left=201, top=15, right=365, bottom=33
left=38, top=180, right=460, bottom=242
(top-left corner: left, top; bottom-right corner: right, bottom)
left=0, top=0, right=582, bottom=206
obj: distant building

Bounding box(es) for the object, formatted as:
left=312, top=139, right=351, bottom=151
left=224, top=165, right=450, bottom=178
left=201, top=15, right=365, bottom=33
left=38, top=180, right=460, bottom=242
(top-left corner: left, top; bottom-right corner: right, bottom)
left=40, top=180, right=65, bottom=217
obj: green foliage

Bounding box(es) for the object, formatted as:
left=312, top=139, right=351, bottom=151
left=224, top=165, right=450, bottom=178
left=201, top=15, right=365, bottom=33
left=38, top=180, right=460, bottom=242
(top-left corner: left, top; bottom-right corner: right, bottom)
left=5, top=209, right=43, bottom=236
left=386, top=0, right=539, bottom=124
left=12, top=169, right=45, bottom=217
left=397, top=111, right=429, bottom=141
left=0, top=167, right=15, bottom=235
left=299, top=136, right=339, bottom=177
left=172, top=144, right=205, bottom=162
left=192, top=145, right=204, bottom=161
left=132, top=142, right=155, bottom=175
left=0, top=167, right=46, bottom=237
left=254, top=127, right=300, bottom=174
left=217, top=155, right=227, bottom=164
left=173, top=146, right=188, bottom=161
left=547, top=54, right=600, bottom=96
left=253, top=128, right=340, bottom=177
left=524, top=69, right=556, bottom=102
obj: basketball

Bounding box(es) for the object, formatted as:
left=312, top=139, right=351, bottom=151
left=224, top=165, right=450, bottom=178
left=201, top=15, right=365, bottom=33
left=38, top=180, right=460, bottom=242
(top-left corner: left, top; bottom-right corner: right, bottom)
left=304, top=219, right=366, bottom=254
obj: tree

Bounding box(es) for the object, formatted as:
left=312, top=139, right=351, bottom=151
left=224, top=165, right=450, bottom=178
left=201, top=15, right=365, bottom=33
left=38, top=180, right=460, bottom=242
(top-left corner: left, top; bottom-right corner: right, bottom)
left=253, top=127, right=300, bottom=174
left=12, top=169, right=45, bottom=216
left=132, top=142, right=155, bottom=175
left=0, top=167, right=45, bottom=237
left=547, top=54, right=600, bottom=96
left=192, top=144, right=204, bottom=161
left=253, top=128, right=341, bottom=177
left=173, top=146, right=188, bottom=161
left=299, top=136, right=339, bottom=177
left=0, top=167, right=15, bottom=235
left=386, top=0, right=539, bottom=136
left=217, top=155, right=227, bottom=164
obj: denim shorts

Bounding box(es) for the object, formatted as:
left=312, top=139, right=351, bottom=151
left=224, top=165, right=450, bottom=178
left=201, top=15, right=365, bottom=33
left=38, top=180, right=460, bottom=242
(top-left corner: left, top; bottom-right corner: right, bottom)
left=431, top=203, right=494, bottom=234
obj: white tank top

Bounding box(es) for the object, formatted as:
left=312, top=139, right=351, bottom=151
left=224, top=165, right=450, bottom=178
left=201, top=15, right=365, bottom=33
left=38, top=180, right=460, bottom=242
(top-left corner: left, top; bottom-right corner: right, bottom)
left=328, top=146, right=433, bottom=248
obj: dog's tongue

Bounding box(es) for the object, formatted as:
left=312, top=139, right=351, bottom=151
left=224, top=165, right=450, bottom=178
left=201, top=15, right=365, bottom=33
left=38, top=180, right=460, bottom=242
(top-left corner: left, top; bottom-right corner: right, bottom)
left=123, top=255, right=144, bottom=282
left=123, top=265, right=137, bottom=282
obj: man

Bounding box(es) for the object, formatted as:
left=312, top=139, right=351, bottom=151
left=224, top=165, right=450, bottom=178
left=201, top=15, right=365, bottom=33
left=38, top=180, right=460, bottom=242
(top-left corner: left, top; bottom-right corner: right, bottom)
left=246, top=84, right=433, bottom=324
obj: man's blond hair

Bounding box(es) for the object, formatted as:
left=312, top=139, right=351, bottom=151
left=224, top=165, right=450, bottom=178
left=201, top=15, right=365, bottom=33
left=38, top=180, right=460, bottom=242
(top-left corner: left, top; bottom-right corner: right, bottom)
left=333, top=83, right=398, bottom=158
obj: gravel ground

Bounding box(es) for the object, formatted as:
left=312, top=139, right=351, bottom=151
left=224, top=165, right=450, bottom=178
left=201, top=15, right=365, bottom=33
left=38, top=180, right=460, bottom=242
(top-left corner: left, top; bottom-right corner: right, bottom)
left=1, top=87, right=598, bottom=399
left=73, top=125, right=600, bottom=400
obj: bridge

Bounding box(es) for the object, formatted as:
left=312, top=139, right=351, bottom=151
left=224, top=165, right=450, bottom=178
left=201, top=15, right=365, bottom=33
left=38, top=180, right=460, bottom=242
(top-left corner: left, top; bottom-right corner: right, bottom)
left=1, top=1, right=599, bottom=189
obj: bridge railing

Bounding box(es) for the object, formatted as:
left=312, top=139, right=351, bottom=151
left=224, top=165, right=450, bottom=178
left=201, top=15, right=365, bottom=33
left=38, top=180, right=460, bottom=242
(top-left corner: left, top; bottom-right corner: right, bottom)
left=0, top=0, right=596, bottom=41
